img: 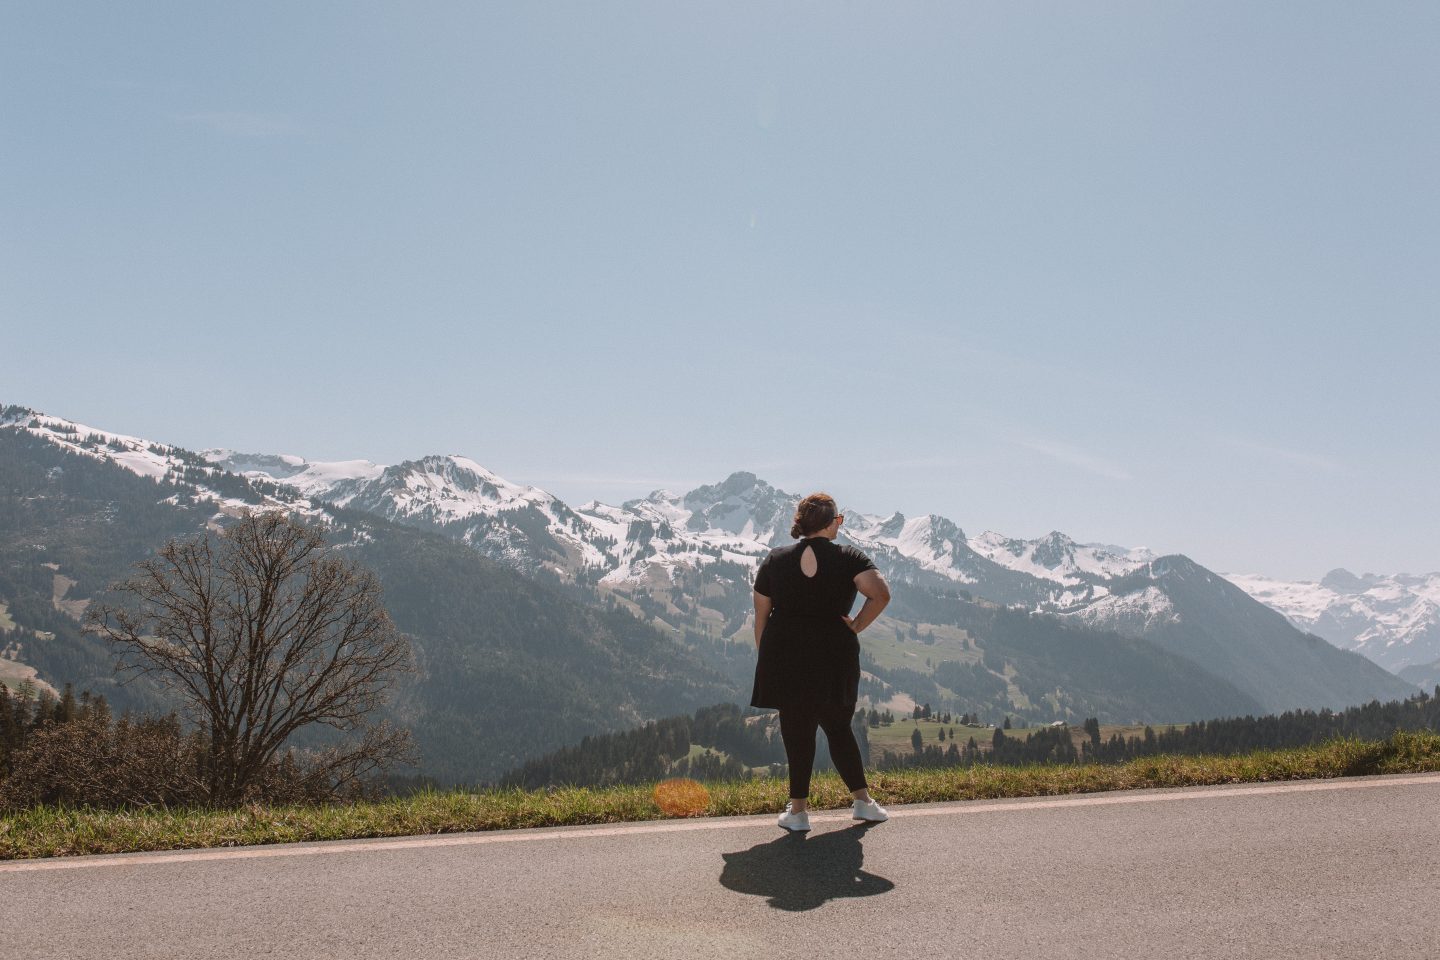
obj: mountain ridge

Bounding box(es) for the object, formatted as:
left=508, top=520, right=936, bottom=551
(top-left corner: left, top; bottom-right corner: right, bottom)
left=0, top=403, right=1415, bottom=737
left=1224, top=568, right=1440, bottom=672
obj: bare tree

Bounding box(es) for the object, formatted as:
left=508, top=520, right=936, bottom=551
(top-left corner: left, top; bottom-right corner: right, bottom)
left=89, top=510, right=417, bottom=805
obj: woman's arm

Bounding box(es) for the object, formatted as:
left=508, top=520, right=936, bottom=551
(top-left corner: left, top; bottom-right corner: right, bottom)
left=842, top=570, right=891, bottom=634
left=753, top=590, right=773, bottom=649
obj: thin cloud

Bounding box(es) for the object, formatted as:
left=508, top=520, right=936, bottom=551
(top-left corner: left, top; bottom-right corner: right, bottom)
left=174, top=111, right=305, bottom=138
left=848, top=454, right=965, bottom=473
left=1014, top=438, right=1133, bottom=481
left=1215, top=436, right=1344, bottom=474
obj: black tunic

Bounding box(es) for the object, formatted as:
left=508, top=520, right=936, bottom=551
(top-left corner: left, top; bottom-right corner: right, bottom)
left=748, top=535, right=879, bottom=711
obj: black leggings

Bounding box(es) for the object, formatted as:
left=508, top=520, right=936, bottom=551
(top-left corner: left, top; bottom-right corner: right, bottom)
left=778, top=701, right=869, bottom=799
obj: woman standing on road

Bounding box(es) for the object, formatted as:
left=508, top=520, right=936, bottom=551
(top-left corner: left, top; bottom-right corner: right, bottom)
left=750, top=492, right=893, bottom=832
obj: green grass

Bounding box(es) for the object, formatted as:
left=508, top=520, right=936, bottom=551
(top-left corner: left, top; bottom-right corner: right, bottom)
left=856, top=619, right=978, bottom=673
left=672, top=742, right=774, bottom=776
left=4, top=731, right=1438, bottom=861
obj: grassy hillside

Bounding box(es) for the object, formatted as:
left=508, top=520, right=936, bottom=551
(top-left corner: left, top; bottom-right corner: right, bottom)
left=4, top=731, right=1438, bottom=860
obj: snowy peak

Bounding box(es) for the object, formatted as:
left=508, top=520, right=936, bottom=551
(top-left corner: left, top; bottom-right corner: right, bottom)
left=1319, top=568, right=1377, bottom=593
left=844, top=512, right=975, bottom=582
left=203, top=449, right=385, bottom=500
left=203, top=450, right=310, bottom=481
left=3, top=407, right=323, bottom=518
left=204, top=449, right=556, bottom=523
left=2, top=403, right=1205, bottom=632
left=967, top=529, right=1154, bottom=585
left=1228, top=568, right=1440, bottom=672
left=1031, top=531, right=1078, bottom=569
left=873, top=511, right=907, bottom=539
left=616, top=488, right=688, bottom=526
left=9, top=406, right=183, bottom=481
left=378, top=455, right=558, bottom=519
left=680, top=471, right=795, bottom=542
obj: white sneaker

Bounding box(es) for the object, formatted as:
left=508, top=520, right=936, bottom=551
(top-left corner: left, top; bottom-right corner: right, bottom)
left=777, top=801, right=811, bottom=832
left=852, top=798, right=889, bottom=822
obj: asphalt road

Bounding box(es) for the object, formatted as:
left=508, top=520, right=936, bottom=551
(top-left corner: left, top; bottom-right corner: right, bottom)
left=5, top=773, right=1439, bottom=960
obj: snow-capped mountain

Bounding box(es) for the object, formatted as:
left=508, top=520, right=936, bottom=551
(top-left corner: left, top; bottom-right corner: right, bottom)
left=206, top=449, right=618, bottom=575
left=968, top=530, right=1156, bottom=585
left=194, top=440, right=1308, bottom=701
left=197, top=447, right=1145, bottom=606
left=5, top=406, right=1320, bottom=655
left=1226, top=569, right=1440, bottom=673
left=3, top=402, right=1416, bottom=714
left=0, top=407, right=322, bottom=519
left=204, top=450, right=385, bottom=499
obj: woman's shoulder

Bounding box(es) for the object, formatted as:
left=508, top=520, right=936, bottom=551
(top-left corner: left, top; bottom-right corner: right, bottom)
left=763, top=541, right=799, bottom=562
left=832, top=540, right=878, bottom=571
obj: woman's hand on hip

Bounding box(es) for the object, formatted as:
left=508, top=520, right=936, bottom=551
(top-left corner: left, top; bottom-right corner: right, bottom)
left=841, top=615, right=859, bottom=634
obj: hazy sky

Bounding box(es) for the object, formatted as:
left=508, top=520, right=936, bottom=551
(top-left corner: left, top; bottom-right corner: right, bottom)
left=3, top=3, right=1436, bottom=580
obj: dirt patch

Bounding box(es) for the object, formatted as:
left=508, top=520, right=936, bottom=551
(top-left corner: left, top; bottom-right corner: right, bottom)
left=0, top=642, right=60, bottom=698
left=52, top=573, right=75, bottom=602
left=51, top=574, right=89, bottom=620
left=879, top=690, right=917, bottom=714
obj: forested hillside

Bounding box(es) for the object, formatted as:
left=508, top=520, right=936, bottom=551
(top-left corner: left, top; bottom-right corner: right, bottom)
left=496, top=687, right=1440, bottom=790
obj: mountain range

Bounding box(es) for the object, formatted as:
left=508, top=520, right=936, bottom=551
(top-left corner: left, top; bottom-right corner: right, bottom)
left=1223, top=569, right=1440, bottom=682
left=202, top=442, right=1419, bottom=711
left=0, top=403, right=1419, bottom=783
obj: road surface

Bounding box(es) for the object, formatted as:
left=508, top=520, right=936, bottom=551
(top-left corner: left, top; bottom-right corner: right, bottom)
left=4, top=773, right=1438, bottom=959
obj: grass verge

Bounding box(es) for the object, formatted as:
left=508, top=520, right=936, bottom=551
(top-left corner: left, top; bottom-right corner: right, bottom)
left=4, top=730, right=1439, bottom=861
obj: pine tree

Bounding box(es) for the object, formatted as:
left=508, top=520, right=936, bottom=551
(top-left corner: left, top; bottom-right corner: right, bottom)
left=0, top=689, right=13, bottom=769
left=32, top=690, right=55, bottom=727
left=57, top=682, right=77, bottom=723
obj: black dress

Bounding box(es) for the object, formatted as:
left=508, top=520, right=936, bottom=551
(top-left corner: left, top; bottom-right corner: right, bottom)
left=748, top=536, right=879, bottom=711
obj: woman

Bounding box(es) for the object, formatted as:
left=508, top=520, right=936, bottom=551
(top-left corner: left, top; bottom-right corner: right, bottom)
left=750, top=492, right=893, bottom=832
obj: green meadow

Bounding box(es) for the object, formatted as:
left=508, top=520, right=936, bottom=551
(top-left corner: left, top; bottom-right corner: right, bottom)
left=4, top=731, right=1437, bottom=861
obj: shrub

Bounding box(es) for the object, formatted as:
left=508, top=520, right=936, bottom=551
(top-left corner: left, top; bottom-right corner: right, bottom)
left=0, top=710, right=372, bottom=811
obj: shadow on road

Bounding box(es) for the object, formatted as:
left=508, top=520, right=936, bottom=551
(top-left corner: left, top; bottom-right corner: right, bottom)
left=718, top=822, right=895, bottom=911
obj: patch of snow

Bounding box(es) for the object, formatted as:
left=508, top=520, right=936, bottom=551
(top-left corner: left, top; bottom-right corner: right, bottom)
left=1066, top=586, right=1180, bottom=630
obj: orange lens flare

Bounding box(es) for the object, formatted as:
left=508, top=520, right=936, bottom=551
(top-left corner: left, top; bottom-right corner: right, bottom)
left=652, top=777, right=710, bottom=816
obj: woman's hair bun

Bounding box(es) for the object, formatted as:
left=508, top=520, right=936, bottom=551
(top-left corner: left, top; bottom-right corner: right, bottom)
left=790, top=492, right=837, bottom=539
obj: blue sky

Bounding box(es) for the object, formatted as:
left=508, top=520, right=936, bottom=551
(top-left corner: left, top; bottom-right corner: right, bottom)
left=3, top=2, right=1436, bottom=579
